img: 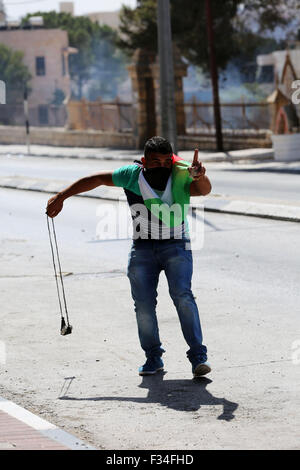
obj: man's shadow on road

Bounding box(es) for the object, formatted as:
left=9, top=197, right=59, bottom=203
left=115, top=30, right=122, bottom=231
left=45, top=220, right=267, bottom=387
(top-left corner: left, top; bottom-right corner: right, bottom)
left=59, top=372, right=238, bottom=422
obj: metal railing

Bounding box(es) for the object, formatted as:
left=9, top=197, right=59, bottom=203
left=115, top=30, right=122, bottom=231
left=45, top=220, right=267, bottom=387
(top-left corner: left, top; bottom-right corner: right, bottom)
left=0, top=96, right=272, bottom=133
left=0, top=103, right=67, bottom=127
left=184, top=98, right=271, bottom=133
left=0, top=98, right=133, bottom=131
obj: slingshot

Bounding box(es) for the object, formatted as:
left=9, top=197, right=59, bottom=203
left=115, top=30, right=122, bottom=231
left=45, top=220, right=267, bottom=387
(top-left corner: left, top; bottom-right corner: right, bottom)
left=46, top=214, right=73, bottom=336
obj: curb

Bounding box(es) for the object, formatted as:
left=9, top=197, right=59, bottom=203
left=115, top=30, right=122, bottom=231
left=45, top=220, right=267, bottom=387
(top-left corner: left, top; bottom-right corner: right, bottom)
left=2, top=151, right=135, bottom=162
left=0, top=396, right=95, bottom=450
left=0, top=147, right=274, bottom=163
left=1, top=176, right=300, bottom=223
left=202, top=198, right=300, bottom=223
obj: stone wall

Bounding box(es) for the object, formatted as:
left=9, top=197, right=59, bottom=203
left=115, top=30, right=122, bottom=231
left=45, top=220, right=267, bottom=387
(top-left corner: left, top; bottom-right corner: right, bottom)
left=0, top=126, right=272, bottom=150
left=128, top=47, right=187, bottom=149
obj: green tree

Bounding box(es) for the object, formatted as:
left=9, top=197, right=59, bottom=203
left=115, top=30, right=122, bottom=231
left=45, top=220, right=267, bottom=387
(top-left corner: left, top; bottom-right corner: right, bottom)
left=118, top=0, right=299, bottom=73
left=0, top=43, right=31, bottom=103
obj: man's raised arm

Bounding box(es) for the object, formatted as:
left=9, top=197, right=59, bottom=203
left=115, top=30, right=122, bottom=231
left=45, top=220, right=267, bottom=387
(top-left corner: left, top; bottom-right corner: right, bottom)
left=46, top=171, right=114, bottom=218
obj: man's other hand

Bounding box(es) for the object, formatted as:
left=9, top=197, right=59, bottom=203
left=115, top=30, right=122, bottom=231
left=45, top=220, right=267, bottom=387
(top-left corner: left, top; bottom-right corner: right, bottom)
left=46, top=194, right=64, bottom=218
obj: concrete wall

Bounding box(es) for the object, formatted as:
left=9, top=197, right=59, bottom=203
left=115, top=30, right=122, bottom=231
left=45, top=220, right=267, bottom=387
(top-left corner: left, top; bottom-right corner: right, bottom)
left=0, top=126, right=272, bottom=150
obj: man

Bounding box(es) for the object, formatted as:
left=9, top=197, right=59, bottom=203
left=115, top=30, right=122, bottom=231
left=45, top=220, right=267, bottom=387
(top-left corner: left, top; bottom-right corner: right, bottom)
left=46, top=136, right=212, bottom=377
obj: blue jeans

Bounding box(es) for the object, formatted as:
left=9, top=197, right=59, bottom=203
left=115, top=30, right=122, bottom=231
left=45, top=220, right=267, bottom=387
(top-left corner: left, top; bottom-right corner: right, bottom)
left=127, top=238, right=207, bottom=365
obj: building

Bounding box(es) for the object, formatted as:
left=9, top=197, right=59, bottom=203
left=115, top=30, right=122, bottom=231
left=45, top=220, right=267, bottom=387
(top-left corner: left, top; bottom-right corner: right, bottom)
left=58, top=0, right=120, bottom=28
left=59, top=2, right=74, bottom=16
left=0, top=26, right=76, bottom=106
left=257, top=45, right=300, bottom=133
left=85, top=11, right=121, bottom=30
left=0, top=1, right=5, bottom=26
left=257, top=46, right=300, bottom=100
left=0, top=18, right=77, bottom=125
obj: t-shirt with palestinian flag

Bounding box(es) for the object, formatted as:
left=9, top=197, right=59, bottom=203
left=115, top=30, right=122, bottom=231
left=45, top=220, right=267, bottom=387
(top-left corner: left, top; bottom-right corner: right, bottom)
left=112, top=154, right=194, bottom=240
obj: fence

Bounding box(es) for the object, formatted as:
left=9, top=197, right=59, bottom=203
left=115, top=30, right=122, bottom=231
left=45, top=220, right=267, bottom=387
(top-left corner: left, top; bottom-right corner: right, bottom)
left=0, top=103, right=67, bottom=127
left=184, top=99, right=271, bottom=133
left=0, top=98, right=133, bottom=131
left=0, top=97, right=272, bottom=134
left=66, top=99, right=270, bottom=133
left=66, top=98, right=133, bottom=132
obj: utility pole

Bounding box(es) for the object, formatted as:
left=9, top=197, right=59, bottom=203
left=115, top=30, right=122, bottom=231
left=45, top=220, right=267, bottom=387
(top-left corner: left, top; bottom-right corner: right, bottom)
left=205, top=0, right=223, bottom=151
left=0, top=80, right=5, bottom=104
left=23, top=84, right=30, bottom=155
left=157, top=0, right=178, bottom=153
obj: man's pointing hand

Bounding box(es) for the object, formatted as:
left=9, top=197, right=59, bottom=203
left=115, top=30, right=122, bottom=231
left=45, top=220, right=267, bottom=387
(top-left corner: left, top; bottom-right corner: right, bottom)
left=188, top=149, right=206, bottom=180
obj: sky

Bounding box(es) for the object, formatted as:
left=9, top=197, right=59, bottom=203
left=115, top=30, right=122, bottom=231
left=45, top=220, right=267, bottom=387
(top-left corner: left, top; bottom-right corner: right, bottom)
left=3, top=0, right=137, bottom=21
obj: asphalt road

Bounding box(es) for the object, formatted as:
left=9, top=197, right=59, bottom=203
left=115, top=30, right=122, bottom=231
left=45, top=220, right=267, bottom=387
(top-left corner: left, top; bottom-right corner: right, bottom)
left=1, top=153, right=300, bottom=203
left=0, top=187, right=299, bottom=449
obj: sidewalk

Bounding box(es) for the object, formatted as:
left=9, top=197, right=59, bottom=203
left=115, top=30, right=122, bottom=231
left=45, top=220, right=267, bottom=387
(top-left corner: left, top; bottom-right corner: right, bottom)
left=1, top=174, right=300, bottom=223
left=0, top=143, right=274, bottom=163
left=0, top=396, right=95, bottom=450
left=1, top=143, right=299, bottom=223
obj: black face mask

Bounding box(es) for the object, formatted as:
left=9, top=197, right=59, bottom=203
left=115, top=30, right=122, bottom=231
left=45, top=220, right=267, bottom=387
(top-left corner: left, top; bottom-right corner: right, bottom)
left=143, top=167, right=171, bottom=191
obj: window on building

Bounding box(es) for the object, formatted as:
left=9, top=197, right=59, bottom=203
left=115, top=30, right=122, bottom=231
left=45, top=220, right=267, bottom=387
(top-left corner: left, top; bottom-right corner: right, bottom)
left=36, top=57, right=46, bottom=76
left=62, top=53, right=66, bottom=76
left=62, top=54, right=65, bottom=76
left=38, top=105, right=48, bottom=125
left=257, top=65, right=274, bottom=84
